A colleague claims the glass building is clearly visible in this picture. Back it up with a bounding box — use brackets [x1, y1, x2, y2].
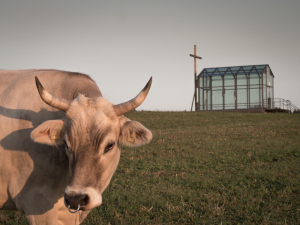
[196, 64, 274, 111]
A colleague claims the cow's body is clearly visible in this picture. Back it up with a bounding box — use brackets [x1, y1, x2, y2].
[0, 70, 152, 224]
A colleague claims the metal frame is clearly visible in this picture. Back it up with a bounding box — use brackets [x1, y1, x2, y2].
[196, 64, 275, 111]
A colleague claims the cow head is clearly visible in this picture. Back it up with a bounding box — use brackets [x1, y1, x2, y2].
[31, 77, 152, 212]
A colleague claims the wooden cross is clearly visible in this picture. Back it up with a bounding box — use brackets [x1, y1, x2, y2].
[190, 45, 202, 111]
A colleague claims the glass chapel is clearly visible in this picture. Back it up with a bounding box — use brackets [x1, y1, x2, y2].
[197, 64, 274, 111]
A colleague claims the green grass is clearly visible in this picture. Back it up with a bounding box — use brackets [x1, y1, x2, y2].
[1, 111, 300, 224]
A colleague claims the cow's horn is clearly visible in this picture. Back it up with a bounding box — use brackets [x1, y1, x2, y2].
[35, 76, 70, 112]
[113, 77, 152, 116]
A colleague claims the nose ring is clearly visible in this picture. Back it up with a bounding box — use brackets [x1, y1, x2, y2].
[68, 204, 80, 213]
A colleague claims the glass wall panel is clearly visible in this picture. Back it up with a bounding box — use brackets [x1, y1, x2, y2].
[268, 73, 272, 98]
[206, 68, 215, 72]
[230, 66, 240, 71]
[237, 75, 247, 86]
[206, 90, 211, 110]
[202, 77, 211, 110]
[270, 86, 274, 108]
[261, 72, 266, 108]
[212, 90, 223, 110]
[212, 76, 223, 88]
[224, 75, 235, 109]
[218, 67, 228, 72]
[225, 89, 235, 109]
[199, 77, 203, 88]
[212, 76, 223, 110]
[250, 88, 260, 108]
[224, 75, 235, 86]
[202, 77, 206, 110]
[249, 73, 260, 85]
[206, 76, 211, 88]
[237, 89, 247, 109]
[263, 72, 267, 87]
[270, 75, 273, 88]
[236, 75, 247, 109]
[199, 77, 203, 109]
[249, 73, 261, 108]
[270, 74, 274, 108]
[243, 66, 253, 70]
[199, 87, 203, 109]
[256, 65, 266, 70]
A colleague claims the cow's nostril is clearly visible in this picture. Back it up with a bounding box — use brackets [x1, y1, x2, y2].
[81, 194, 89, 205]
[83, 195, 89, 203]
[64, 193, 89, 209]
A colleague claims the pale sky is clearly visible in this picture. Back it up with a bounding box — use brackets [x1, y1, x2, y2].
[1, 0, 299, 111]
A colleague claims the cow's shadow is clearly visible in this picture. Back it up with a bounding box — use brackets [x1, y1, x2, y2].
[0, 106, 69, 215]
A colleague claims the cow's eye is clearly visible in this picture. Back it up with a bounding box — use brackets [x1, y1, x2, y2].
[104, 142, 115, 154]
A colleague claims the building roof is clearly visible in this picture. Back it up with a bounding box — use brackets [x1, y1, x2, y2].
[199, 64, 274, 78]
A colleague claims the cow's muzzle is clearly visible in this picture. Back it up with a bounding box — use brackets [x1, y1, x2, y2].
[64, 192, 89, 212]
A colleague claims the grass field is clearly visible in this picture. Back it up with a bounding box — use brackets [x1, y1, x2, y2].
[1, 111, 300, 224]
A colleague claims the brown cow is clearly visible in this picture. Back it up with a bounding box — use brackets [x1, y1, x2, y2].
[0, 70, 152, 224]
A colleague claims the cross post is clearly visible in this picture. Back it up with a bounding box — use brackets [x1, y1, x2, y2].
[190, 45, 202, 111]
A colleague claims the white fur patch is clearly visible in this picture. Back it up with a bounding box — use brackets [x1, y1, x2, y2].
[65, 187, 102, 210]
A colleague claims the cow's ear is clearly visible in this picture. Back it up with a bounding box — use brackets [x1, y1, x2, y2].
[119, 116, 152, 147]
[31, 120, 66, 146]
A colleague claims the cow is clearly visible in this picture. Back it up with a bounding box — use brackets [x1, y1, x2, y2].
[0, 70, 152, 224]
